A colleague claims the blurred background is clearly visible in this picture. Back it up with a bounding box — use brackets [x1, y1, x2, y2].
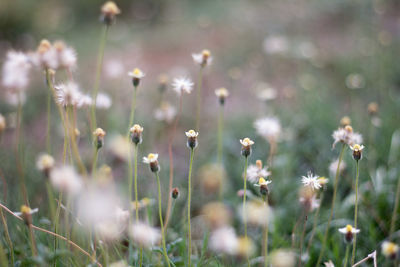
[1, 0, 400, 265]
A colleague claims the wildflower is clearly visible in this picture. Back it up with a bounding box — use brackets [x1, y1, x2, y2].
[36, 153, 55, 177]
[185, 129, 199, 149]
[129, 222, 160, 248]
[215, 88, 229, 105]
[105, 60, 124, 79]
[93, 128, 106, 149]
[246, 160, 271, 183]
[299, 187, 320, 211]
[209, 227, 238, 255]
[172, 77, 194, 95]
[332, 125, 363, 148]
[143, 153, 160, 173]
[257, 86, 277, 101]
[202, 202, 232, 229]
[254, 177, 272, 196]
[329, 158, 346, 176]
[242, 200, 272, 227]
[96, 92, 112, 109]
[350, 144, 364, 161]
[130, 124, 143, 145]
[32, 39, 58, 69]
[0, 114, 6, 133]
[318, 177, 329, 187]
[1, 51, 31, 91]
[324, 260, 335, 267]
[240, 137, 254, 157]
[199, 164, 226, 194]
[192, 49, 213, 67]
[15, 205, 38, 225]
[345, 73, 365, 89]
[236, 236, 255, 258]
[53, 41, 77, 70]
[171, 187, 179, 199]
[270, 249, 296, 267]
[109, 135, 130, 161]
[338, 225, 360, 243]
[128, 68, 145, 87]
[340, 116, 351, 127]
[368, 102, 379, 116]
[382, 241, 399, 260]
[54, 82, 83, 107]
[101, 1, 121, 25]
[154, 101, 176, 123]
[301, 172, 321, 190]
[254, 116, 281, 141]
[49, 166, 83, 195]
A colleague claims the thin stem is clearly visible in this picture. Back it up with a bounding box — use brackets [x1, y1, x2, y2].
[128, 87, 137, 132]
[165, 94, 183, 230]
[299, 210, 308, 267]
[66, 106, 87, 175]
[53, 192, 63, 267]
[263, 198, 269, 267]
[352, 251, 377, 267]
[28, 224, 37, 257]
[156, 172, 171, 267]
[92, 148, 99, 175]
[243, 156, 250, 267]
[187, 148, 195, 267]
[344, 244, 350, 267]
[0, 207, 14, 265]
[195, 67, 203, 131]
[127, 144, 134, 264]
[46, 69, 52, 154]
[390, 174, 400, 238]
[306, 192, 324, 255]
[134, 145, 139, 222]
[316, 144, 346, 266]
[217, 104, 224, 165]
[91, 24, 109, 132]
[351, 160, 360, 265]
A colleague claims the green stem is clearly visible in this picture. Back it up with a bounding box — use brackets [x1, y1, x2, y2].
[134, 145, 139, 222]
[128, 87, 137, 132]
[243, 156, 250, 267]
[66, 106, 86, 175]
[53, 192, 63, 267]
[46, 69, 52, 154]
[316, 144, 346, 266]
[187, 148, 195, 267]
[127, 144, 134, 264]
[0, 207, 14, 265]
[344, 244, 350, 267]
[195, 67, 203, 131]
[217, 104, 224, 165]
[91, 24, 109, 132]
[92, 148, 99, 175]
[299, 210, 308, 267]
[306, 192, 324, 254]
[389, 174, 400, 238]
[351, 160, 360, 265]
[263, 198, 269, 267]
[156, 172, 171, 267]
[28, 224, 37, 257]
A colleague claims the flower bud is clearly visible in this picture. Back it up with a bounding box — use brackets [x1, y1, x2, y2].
[171, 187, 180, 199]
[101, 1, 121, 25]
[240, 138, 254, 157]
[185, 130, 199, 150]
[93, 128, 106, 149]
[340, 116, 351, 127]
[215, 88, 229, 105]
[130, 124, 143, 145]
[368, 102, 379, 116]
[21, 205, 33, 225]
[128, 68, 145, 87]
[350, 144, 364, 161]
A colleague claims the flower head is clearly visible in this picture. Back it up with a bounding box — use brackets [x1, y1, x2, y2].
[54, 82, 83, 107]
[171, 187, 180, 199]
[215, 88, 229, 105]
[301, 172, 321, 190]
[15, 205, 38, 225]
[209, 227, 238, 255]
[340, 116, 351, 127]
[36, 153, 55, 177]
[350, 144, 364, 161]
[128, 68, 145, 87]
[338, 224, 360, 243]
[49, 166, 83, 195]
[130, 124, 143, 145]
[254, 177, 272, 196]
[246, 160, 271, 183]
[96, 93, 112, 109]
[129, 222, 160, 248]
[93, 128, 106, 149]
[172, 77, 194, 95]
[154, 101, 176, 123]
[254, 117, 281, 142]
[2, 51, 31, 91]
[324, 260, 335, 267]
[192, 49, 213, 67]
[382, 241, 399, 260]
[240, 138, 254, 157]
[54, 41, 77, 70]
[143, 153, 160, 172]
[332, 125, 363, 148]
[101, 1, 121, 25]
[185, 129, 199, 149]
[368, 102, 379, 116]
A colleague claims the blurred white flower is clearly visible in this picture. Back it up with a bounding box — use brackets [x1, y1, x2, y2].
[246, 160, 270, 183]
[54, 82, 83, 107]
[129, 222, 160, 248]
[263, 35, 289, 55]
[105, 60, 125, 79]
[128, 68, 145, 79]
[241, 200, 273, 227]
[96, 92, 112, 109]
[299, 194, 320, 211]
[209, 227, 238, 255]
[54, 41, 77, 70]
[2, 51, 31, 91]
[338, 225, 360, 235]
[172, 77, 194, 95]
[254, 116, 281, 141]
[109, 135, 130, 161]
[301, 172, 321, 190]
[332, 126, 363, 148]
[329, 158, 346, 176]
[192, 49, 213, 67]
[109, 261, 129, 267]
[346, 73, 365, 89]
[36, 153, 55, 173]
[324, 260, 335, 267]
[31, 40, 59, 69]
[143, 153, 158, 164]
[256, 83, 277, 101]
[154, 101, 176, 123]
[270, 249, 296, 267]
[382, 241, 399, 259]
[4, 90, 26, 106]
[49, 165, 83, 195]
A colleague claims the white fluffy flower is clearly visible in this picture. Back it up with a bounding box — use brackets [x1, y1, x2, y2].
[54, 82, 83, 107]
[263, 35, 289, 55]
[143, 153, 158, 164]
[49, 166, 83, 195]
[241, 200, 273, 227]
[209, 227, 238, 255]
[172, 77, 194, 95]
[36, 153, 55, 172]
[338, 225, 360, 235]
[1, 51, 31, 91]
[154, 101, 176, 123]
[246, 162, 271, 183]
[329, 158, 346, 176]
[254, 116, 281, 141]
[270, 249, 296, 267]
[129, 222, 160, 248]
[96, 92, 112, 109]
[301, 172, 321, 190]
[54, 41, 77, 70]
[332, 126, 363, 148]
[192, 49, 213, 67]
[105, 60, 124, 79]
[299, 194, 320, 211]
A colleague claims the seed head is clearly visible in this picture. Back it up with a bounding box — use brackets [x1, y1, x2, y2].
[101, 1, 121, 25]
[240, 137, 254, 157]
[130, 124, 143, 145]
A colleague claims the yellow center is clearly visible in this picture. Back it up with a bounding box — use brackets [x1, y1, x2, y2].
[344, 125, 353, 133]
[353, 144, 361, 151]
[258, 177, 266, 185]
[243, 138, 251, 145]
[132, 68, 141, 76]
[147, 153, 156, 160]
[386, 242, 397, 254]
[202, 50, 211, 58]
[20, 205, 31, 214]
[38, 39, 51, 53]
[346, 224, 353, 233]
[318, 177, 328, 185]
[188, 130, 196, 135]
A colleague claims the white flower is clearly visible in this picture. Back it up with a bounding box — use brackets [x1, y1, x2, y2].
[332, 126, 363, 148]
[109, 261, 129, 267]
[185, 130, 199, 138]
[382, 241, 399, 258]
[49, 165, 83, 195]
[154, 101, 176, 123]
[247, 163, 270, 183]
[324, 260, 335, 267]
[270, 249, 296, 267]
[350, 144, 364, 152]
[192, 49, 213, 67]
[241, 200, 273, 227]
[329, 158, 346, 176]
[129, 222, 160, 248]
[109, 135, 130, 161]
[172, 77, 194, 95]
[36, 153, 55, 172]
[54, 82, 83, 107]
[301, 172, 321, 190]
[349, 132, 363, 146]
[299, 194, 320, 211]
[263, 35, 289, 55]
[240, 138, 254, 147]
[1, 51, 31, 91]
[77, 94, 93, 108]
[209, 227, 238, 255]
[96, 92, 112, 109]
[254, 117, 281, 141]
[254, 177, 272, 187]
[54, 41, 77, 70]
[14, 206, 39, 217]
[257, 87, 277, 101]
[128, 68, 145, 79]
[143, 153, 158, 164]
[338, 225, 360, 235]
[105, 60, 124, 79]
[31, 40, 59, 69]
